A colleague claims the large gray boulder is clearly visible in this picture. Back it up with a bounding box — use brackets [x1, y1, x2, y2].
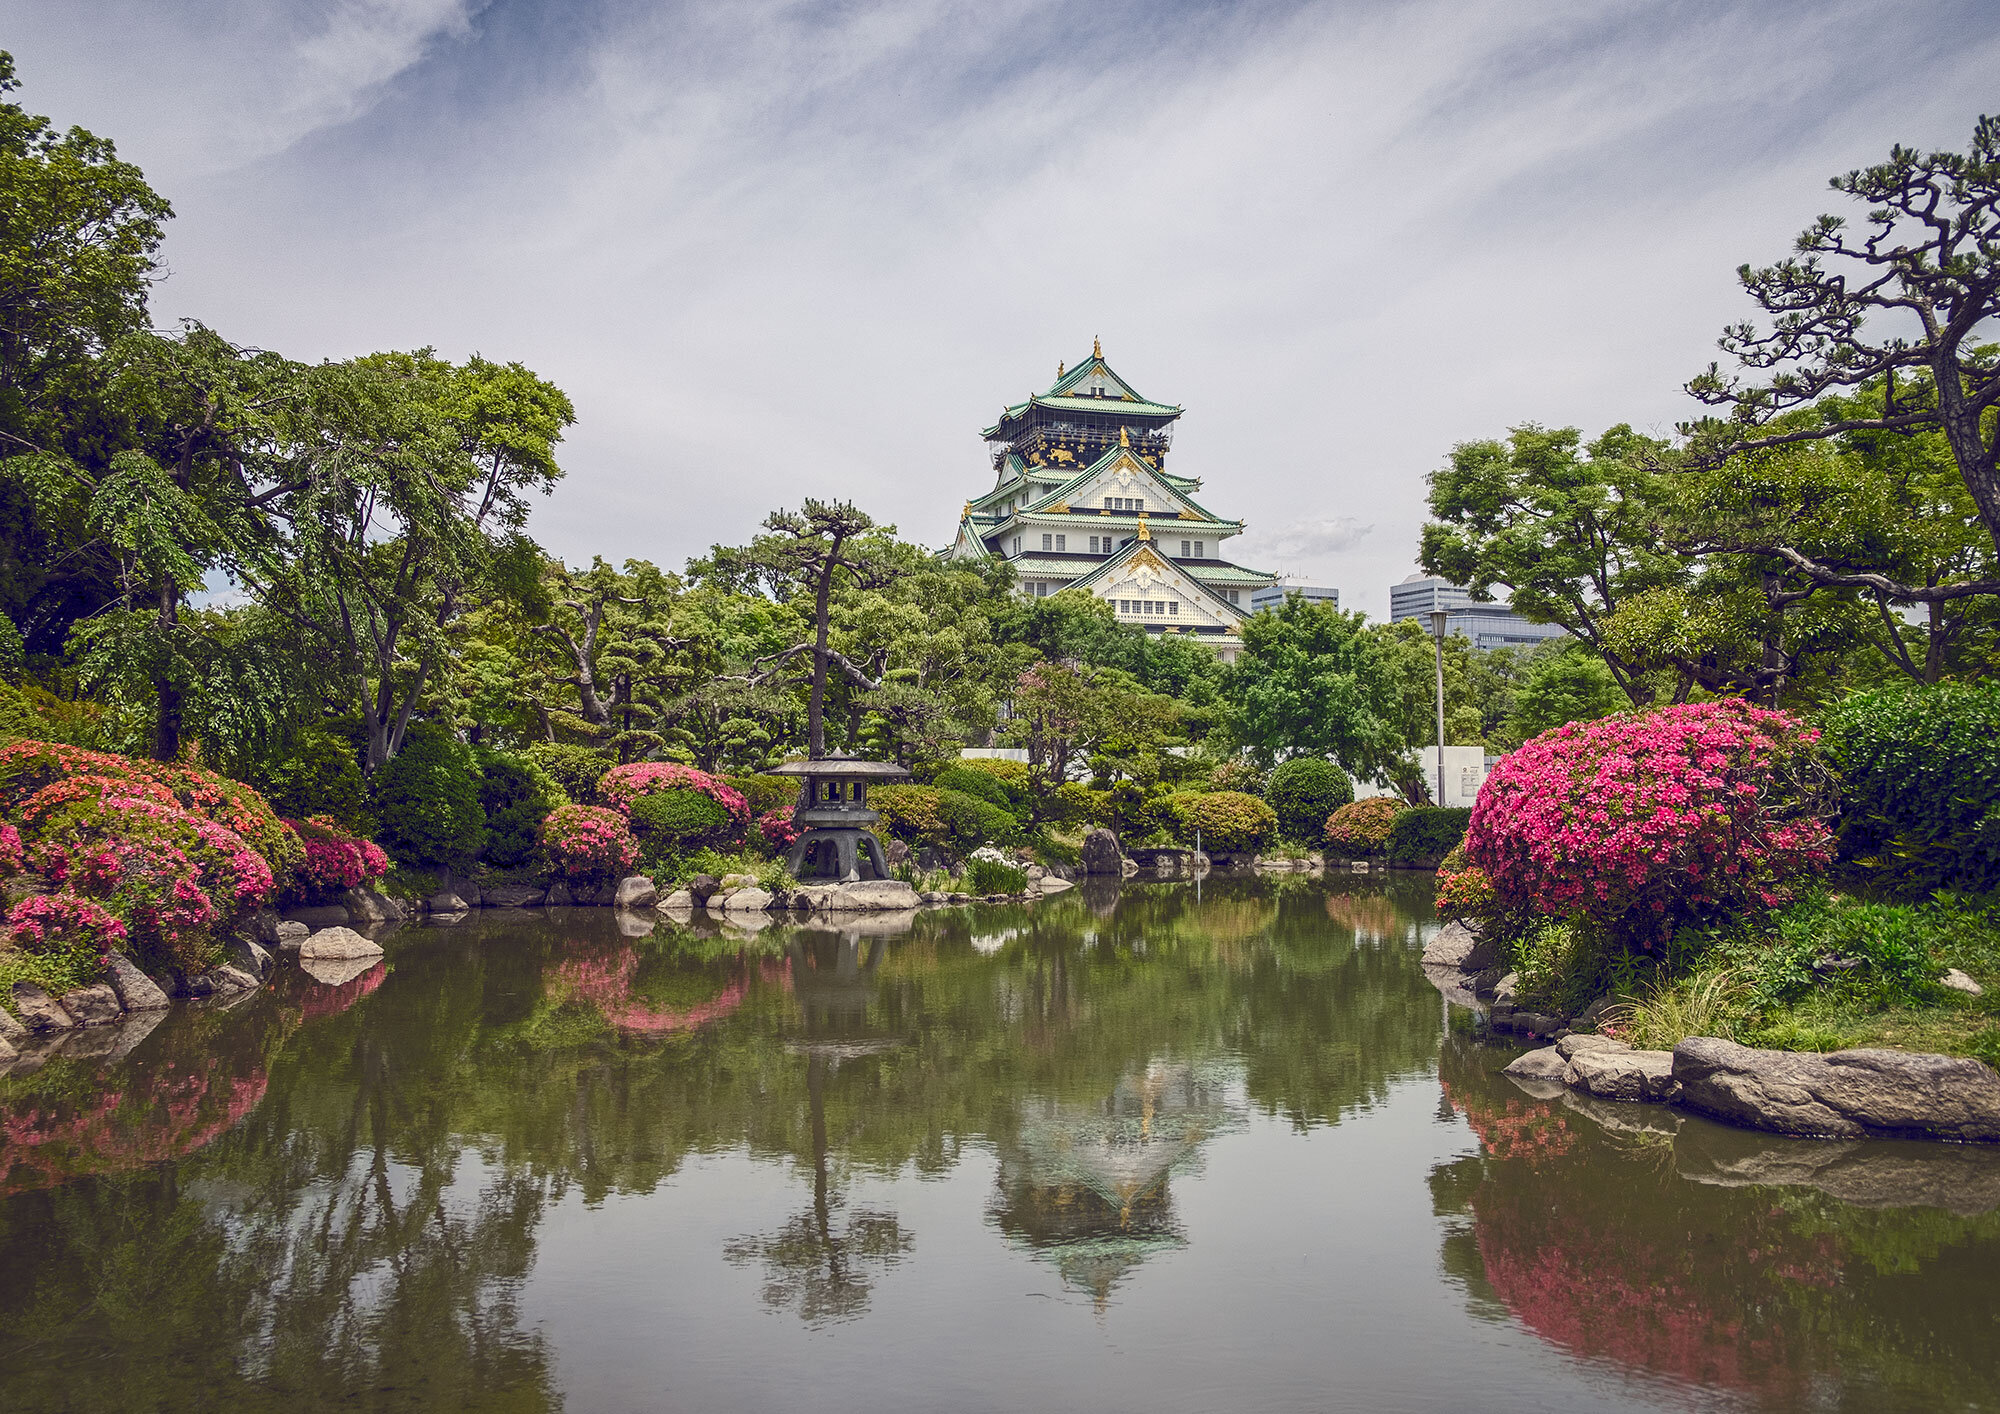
[9, 982, 75, 1032]
[1568, 1047, 1680, 1104]
[300, 954, 382, 988]
[201, 964, 259, 994]
[1503, 1047, 1570, 1082]
[792, 880, 920, 912]
[1421, 921, 1480, 970]
[105, 954, 170, 1011]
[614, 875, 659, 909]
[718, 887, 774, 914]
[1080, 827, 1123, 876]
[427, 892, 470, 914]
[1674, 1037, 2000, 1141]
[274, 920, 311, 951]
[343, 887, 404, 924]
[0, 998, 28, 1042]
[298, 926, 386, 962]
[656, 888, 695, 912]
[482, 882, 546, 908]
[59, 983, 123, 1027]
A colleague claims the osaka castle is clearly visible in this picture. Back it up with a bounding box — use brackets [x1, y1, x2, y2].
[945, 342, 1277, 662]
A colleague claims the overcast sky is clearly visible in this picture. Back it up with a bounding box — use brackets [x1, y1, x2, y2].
[6, 0, 1992, 616]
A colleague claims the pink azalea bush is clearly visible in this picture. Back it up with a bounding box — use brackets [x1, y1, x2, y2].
[0, 821, 24, 873]
[538, 804, 639, 881]
[282, 816, 391, 901]
[597, 762, 750, 840]
[1465, 701, 1833, 950]
[757, 805, 798, 851]
[0, 739, 298, 978]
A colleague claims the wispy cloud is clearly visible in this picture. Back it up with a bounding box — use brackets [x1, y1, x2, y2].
[5, 0, 1993, 620]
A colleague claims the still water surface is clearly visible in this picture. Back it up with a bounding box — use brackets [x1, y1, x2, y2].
[3, 878, 1998, 1412]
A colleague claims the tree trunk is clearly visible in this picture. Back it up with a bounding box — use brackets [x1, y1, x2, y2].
[806, 536, 842, 758]
[151, 576, 182, 761]
[1933, 349, 2000, 557]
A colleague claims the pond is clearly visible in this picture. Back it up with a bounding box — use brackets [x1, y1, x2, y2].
[2, 878, 1998, 1412]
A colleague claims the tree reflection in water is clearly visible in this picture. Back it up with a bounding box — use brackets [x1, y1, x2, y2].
[725, 927, 914, 1325]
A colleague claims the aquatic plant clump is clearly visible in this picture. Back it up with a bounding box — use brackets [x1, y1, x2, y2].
[1465, 700, 1833, 950]
[597, 762, 749, 840]
[538, 804, 640, 881]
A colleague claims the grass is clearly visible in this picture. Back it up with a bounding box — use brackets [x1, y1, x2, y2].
[1593, 892, 2000, 1065]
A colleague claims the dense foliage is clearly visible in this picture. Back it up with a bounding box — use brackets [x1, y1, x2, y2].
[1383, 806, 1471, 867]
[537, 804, 638, 882]
[370, 724, 485, 869]
[1162, 790, 1277, 853]
[1819, 680, 2000, 897]
[283, 816, 390, 903]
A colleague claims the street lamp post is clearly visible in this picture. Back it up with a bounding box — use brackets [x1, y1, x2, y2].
[1428, 608, 1449, 807]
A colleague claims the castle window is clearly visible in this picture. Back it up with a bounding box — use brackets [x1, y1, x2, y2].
[1055, 534, 1066, 551]
[1226, 588, 1239, 604]
[1042, 533, 1052, 552]
[1011, 536, 1021, 555]
[1179, 540, 1190, 557]
[1195, 541, 1205, 558]
[1036, 581, 1048, 597]
[1088, 536, 1099, 553]
[1168, 601, 1178, 616]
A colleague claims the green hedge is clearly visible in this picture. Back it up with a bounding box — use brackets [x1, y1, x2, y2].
[1821, 681, 2000, 897]
[522, 742, 612, 805]
[629, 786, 734, 859]
[947, 757, 1035, 815]
[474, 746, 565, 869]
[874, 784, 1019, 852]
[932, 766, 1013, 811]
[724, 772, 800, 817]
[374, 723, 485, 868]
[1266, 757, 1354, 842]
[1384, 806, 1471, 867]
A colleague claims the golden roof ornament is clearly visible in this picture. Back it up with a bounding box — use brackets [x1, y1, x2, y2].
[1119, 426, 1130, 447]
[1093, 335, 1102, 359]
[1057, 361, 1065, 377]
[1137, 513, 1150, 541]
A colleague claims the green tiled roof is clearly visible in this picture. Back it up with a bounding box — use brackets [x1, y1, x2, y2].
[1184, 560, 1278, 585]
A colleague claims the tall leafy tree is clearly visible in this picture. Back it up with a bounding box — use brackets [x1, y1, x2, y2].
[1225, 596, 1407, 781]
[1685, 114, 2000, 599]
[1420, 424, 1682, 706]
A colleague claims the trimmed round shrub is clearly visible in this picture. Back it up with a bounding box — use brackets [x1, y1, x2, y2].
[873, 785, 944, 846]
[937, 788, 1020, 849]
[1820, 680, 2000, 897]
[474, 747, 565, 870]
[1165, 791, 1278, 853]
[629, 787, 734, 856]
[523, 742, 613, 805]
[538, 804, 639, 882]
[1384, 806, 1472, 867]
[261, 730, 371, 833]
[1466, 700, 1833, 951]
[1047, 781, 1108, 827]
[725, 773, 801, 818]
[1324, 796, 1405, 857]
[598, 762, 749, 844]
[932, 766, 1013, 811]
[943, 758, 1034, 815]
[1267, 757, 1354, 842]
[283, 816, 390, 902]
[371, 724, 487, 869]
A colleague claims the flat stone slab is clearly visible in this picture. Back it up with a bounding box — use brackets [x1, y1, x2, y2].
[1568, 1047, 1680, 1104]
[1503, 1047, 1570, 1082]
[1674, 1037, 2000, 1141]
[790, 880, 921, 912]
[9, 982, 75, 1032]
[298, 926, 386, 962]
[1557, 1033, 1629, 1060]
[59, 983, 123, 1027]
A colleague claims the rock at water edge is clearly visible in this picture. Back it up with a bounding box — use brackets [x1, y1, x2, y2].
[274, 920, 311, 951]
[299, 926, 386, 962]
[1080, 827, 1123, 876]
[0, 999, 31, 1042]
[1503, 1048, 1571, 1082]
[59, 983, 123, 1026]
[615, 875, 659, 909]
[202, 964, 260, 994]
[343, 887, 404, 924]
[719, 887, 774, 914]
[1674, 1037, 2000, 1141]
[1556, 1033, 1629, 1061]
[483, 882, 546, 908]
[1566, 1048, 1680, 1103]
[428, 892, 469, 914]
[10, 983, 76, 1032]
[544, 881, 575, 906]
[657, 889, 694, 912]
[1421, 921, 1479, 971]
[300, 954, 382, 988]
[1039, 876, 1073, 894]
[228, 936, 274, 979]
[105, 954, 171, 1011]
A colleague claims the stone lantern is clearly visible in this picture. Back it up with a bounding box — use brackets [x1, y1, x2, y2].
[768, 754, 910, 882]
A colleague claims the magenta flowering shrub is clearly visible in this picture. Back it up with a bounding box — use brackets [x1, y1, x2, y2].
[538, 804, 640, 881]
[598, 762, 749, 840]
[0, 821, 23, 873]
[1466, 700, 1834, 949]
[5, 892, 129, 993]
[0, 740, 297, 977]
[757, 805, 798, 851]
[282, 816, 391, 901]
